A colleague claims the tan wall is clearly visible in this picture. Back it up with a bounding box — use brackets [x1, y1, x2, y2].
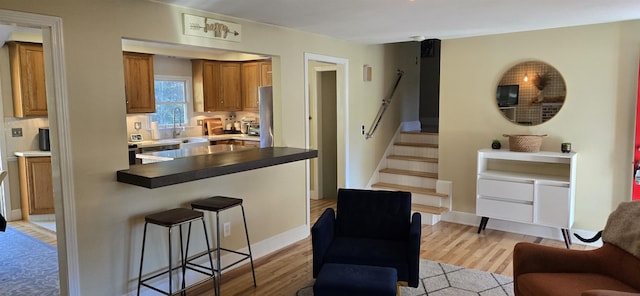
[439, 21, 640, 231]
[0, 0, 410, 294]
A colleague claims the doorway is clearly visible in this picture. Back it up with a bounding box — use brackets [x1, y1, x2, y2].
[304, 53, 349, 225]
[310, 66, 338, 199]
[0, 9, 79, 296]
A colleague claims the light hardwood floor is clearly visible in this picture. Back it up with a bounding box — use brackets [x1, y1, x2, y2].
[8, 220, 57, 247]
[10, 199, 593, 296]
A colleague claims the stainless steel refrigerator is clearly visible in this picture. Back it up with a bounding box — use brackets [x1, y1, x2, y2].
[258, 86, 273, 147]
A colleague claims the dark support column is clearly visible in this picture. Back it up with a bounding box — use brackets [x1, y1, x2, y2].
[419, 39, 441, 133]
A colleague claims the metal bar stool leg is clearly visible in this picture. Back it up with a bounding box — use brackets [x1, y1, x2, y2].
[240, 205, 256, 287]
[201, 218, 218, 296]
[180, 223, 189, 296]
[168, 226, 173, 295]
[216, 211, 222, 296]
[137, 222, 149, 296]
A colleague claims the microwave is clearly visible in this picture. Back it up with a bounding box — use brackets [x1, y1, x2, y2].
[247, 125, 259, 136]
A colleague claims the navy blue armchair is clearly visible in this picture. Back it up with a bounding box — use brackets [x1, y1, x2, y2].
[311, 188, 421, 287]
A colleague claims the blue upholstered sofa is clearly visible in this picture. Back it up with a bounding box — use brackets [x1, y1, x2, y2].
[311, 188, 421, 287]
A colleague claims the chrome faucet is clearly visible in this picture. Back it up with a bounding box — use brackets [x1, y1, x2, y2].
[173, 107, 182, 138]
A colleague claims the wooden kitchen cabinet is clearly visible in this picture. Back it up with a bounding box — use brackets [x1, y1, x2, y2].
[192, 59, 221, 112]
[220, 62, 242, 111]
[241, 62, 260, 111]
[242, 140, 260, 148]
[123, 52, 156, 113]
[8, 42, 48, 117]
[18, 156, 54, 217]
[242, 60, 272, 111]
[260, 61, 272, 86]
[192, 60, 242, 112]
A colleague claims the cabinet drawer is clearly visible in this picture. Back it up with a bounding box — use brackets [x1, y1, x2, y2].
[536, 185, 571, 228]
[477, 198, 533, 223]
[477, 178, 533, 202]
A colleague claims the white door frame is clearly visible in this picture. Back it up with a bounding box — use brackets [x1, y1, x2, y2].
[303, 53, 349, 227]
[0, 9, 80, 296]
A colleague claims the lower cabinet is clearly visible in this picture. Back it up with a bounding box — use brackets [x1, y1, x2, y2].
[242, 140, 260, 148]
[18, 156, 54, 217]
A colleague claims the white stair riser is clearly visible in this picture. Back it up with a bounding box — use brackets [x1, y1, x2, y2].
[379, 173, 437, 188]
[387, 159, 438, 173]
[412, 193, 448, 208]
[393, 146, 438, 158]
[400, 133, 438, 145]
[415, 212, 441, 225]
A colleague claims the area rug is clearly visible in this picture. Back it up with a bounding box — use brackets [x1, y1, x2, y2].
[0, 226, 60, 296]
[296, 260, 514, 296]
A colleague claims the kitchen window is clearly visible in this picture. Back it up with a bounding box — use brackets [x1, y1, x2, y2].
[150, 76, 192, 127]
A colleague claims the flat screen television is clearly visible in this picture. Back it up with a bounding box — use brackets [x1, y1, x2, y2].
[496, 84, 519, 107]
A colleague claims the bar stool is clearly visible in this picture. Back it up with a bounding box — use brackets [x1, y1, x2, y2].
[137, 208, 216, 296]
[191, 196, 256, 295]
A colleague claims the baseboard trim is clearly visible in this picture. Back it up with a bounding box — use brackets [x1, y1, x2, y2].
[9, 209, 22, 221]
[442, 211, 603, 248]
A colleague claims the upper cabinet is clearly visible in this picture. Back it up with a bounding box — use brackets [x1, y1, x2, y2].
[219, 62, 242, 111]
[241, 62, 260, 111]
[8, 42, 48, 117]
[192, 60, 242, 112]
[242, 60, 272, 111]
[260, 61, 272, 86]
[123, 52, 155, 114]
[192, 59, 220, 112]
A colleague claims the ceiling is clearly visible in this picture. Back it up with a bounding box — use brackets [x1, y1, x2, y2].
[153, 0, 640, 44]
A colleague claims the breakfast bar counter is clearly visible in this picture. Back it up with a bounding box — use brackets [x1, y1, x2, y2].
[117, 147, 317, 189]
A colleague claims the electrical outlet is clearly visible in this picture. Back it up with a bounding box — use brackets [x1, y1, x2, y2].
[223, 222, 231, 237]
[11, 128, 22, 137]
[361, 125, 365, 135]
[197, 120, 204, 126]
[134, 122, 142, 130]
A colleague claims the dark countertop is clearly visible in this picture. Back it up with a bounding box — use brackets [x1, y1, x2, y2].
[117, 147, 318, 189]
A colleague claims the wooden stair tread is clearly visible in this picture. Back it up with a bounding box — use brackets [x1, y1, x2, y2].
[395, 142, 438, 148]
[379, 168, 437, 179]
[372, 182, 448, 198]
[412, 204, 449, 215]
[387, 155, 438, 163]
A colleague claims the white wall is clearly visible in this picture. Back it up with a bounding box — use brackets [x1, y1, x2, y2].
[439, 21, 640, 231]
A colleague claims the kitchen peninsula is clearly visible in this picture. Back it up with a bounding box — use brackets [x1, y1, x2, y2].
[117, 147, 317, 189]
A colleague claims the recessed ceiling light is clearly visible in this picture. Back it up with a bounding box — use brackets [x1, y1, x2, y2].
[410, 36, 425, 42]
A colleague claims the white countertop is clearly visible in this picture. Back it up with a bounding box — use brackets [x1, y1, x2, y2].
[15, 151, 52, 157]
[136, 144, 256, 164]
[128, 135, 259, 148]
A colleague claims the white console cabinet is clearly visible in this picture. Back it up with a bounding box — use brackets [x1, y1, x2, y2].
[476, 149, 576, 247]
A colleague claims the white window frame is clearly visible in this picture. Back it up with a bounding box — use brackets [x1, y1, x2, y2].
[150, 75, 193, 128]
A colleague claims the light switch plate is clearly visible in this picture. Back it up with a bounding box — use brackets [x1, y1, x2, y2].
[11, 128, 22, 137]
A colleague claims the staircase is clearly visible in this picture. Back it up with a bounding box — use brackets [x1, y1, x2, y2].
[371, 131, 451, 225]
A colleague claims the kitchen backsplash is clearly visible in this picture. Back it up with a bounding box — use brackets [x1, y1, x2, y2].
[126, 111, 259, 141]
[4, 116, 49, 155]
